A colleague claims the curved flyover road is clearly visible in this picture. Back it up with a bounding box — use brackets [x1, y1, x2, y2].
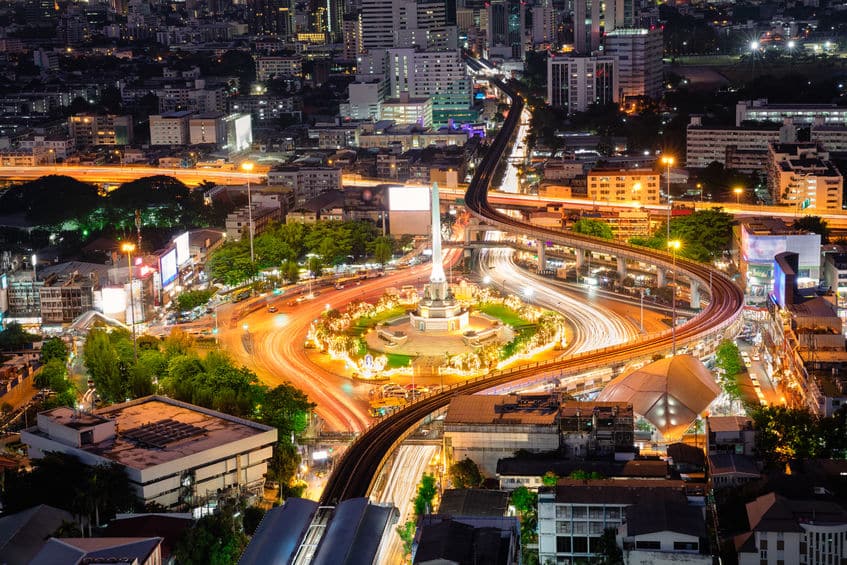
[320, 77, 745, 504]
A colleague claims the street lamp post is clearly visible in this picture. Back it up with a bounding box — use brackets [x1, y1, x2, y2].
[121, 242, 138, 361]
[667, 240, 681, 355]
[639, 288, 645, 333]
[734, 186, 743, 206]
[661, 156, 674, 241]
[241, 161, 255, 265]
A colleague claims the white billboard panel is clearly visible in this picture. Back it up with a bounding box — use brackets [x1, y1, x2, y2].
[389, 186, 430, 212]
[175, 232, 191, 266]
[101, 287, 127, 316]
[160, 248, 178, 287]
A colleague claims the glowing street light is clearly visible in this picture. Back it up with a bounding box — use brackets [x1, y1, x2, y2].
[241, 161, 255, 265]
[661, 156, 674, 240]
[482, 275, 492, 284]
[667, 239, 681, 356]
[734, 186, 744, 205]
[750, 40, 760, 51]
[121, 242, 138, 361]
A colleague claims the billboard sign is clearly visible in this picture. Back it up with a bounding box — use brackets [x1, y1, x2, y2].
[388, 186, 430, 211]
[174, 232, 190, 266]
[159, 248, 178, 288]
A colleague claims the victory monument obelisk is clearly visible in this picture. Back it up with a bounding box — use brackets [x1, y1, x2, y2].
[409, 183, 469, 332]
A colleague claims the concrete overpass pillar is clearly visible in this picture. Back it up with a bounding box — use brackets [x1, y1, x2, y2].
[690, 280, 701, 309]
[538, 244, 547, 272]
[575, 248, 585, 269]
[657, 267, 666, 287]
[616, 257, 627, 281]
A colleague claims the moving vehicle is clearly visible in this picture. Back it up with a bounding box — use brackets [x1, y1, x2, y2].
[267, 305, 278, 313]
[369, 397, 407, 417]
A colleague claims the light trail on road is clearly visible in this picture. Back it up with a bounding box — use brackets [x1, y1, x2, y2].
[479, 248, 638, 353]
[373, 444, 438, 565]
[216, 249, 464, 433]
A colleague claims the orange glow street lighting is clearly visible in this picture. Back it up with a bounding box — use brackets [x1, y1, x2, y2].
[241, 161, 255, 264]
[121, 241, 138, 360]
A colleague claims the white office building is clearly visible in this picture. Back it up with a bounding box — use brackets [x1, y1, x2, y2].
[685, 116, 789, 168]
[360, 0, 399, 50]
[149, 111, 193, 146]
[767, 142, 843, 212]
[737, 99, 847, 127]
[21, 396, 277, 509]
[547, 54, 618, 114]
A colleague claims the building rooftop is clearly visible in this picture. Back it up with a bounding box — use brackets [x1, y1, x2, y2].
[789, 296, 838, 318]
[438, 489, 510, 517]
[624, 498, 706, 538]
[708, 453, 760, 477]
[31, 396, 276, 470]
[551, 478, 688, 505]
[445, 394, 559, 426]
[747, 492, 847, 533]
[707, 416, 753, 433]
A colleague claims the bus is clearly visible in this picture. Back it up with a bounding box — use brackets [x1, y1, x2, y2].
[369, 397, 406, 417]
[232, 288, 252, 303]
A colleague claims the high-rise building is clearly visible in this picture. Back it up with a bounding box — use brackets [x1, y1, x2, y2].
[360, 0, 399, 50]
[342, 14, 362, 57]
[248, 0, 295, 38]
[547, 54, 618, 114]
[603, 27, 663, 99]
[486, 0, 524, 59]
[573, 0, 636, 54]
[399, 49, 475, 125]
[532, 0, 556, 46]
[69, 114, 134, 149]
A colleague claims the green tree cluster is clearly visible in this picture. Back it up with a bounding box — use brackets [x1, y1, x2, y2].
[629, 209, 734, 262]
[511, 486, 539, 565]
[571, 218, 614, 239]
[0, 175, 219, 233]
[568, 469, 605, 480]
[751, 405, 847, 463]
[173, 500, 248, 565]
[175, 289, 215, 312]
[396, 473, 439, 558]
[207, 220, 391, 285]
[448, 457, 484, 489]
[714, 339, 743, 402]
[2, 452, 139, 534]
[0, 322, 39, 350]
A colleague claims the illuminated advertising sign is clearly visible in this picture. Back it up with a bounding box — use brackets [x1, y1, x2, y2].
[159, 248, 178, 288]
[101, 287, 127, 316]
[388, 186, 430, 211]
[174, 232, 190, 266]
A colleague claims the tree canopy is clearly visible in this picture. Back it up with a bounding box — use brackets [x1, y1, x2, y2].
[630, 208, 734, 262]
[572, 218, 614, 239]
[793, 216, 830, 244]
[207, 220, 388, 285]
[2, 452, 139, 534]
[448, 457, 484, 489]
[0, 322, 39, 350]
[0, 175, 101, 227]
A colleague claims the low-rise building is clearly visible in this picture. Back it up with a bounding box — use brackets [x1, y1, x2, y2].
[736, 492, 847, 565]
[685, 116, 786, 168]
[706, 416, 755, 456]
[586, 169, 660, 205]
[443, 394, 560, 477]
[737, 99, 847, 126]
[255, 56, 303, 81]
[68, 113, 134, 148]
[707, 453, 760, 490]
[559, 401, 634, 458]
[267, 166, 342, 206]
[735, 217, 821, 304]
[149, 111, 193, 146]
[538, 478, 697, 563]
[617, 499, 710, 564]
[21, 396, 278, 509]
[767, 142, 843, 212]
